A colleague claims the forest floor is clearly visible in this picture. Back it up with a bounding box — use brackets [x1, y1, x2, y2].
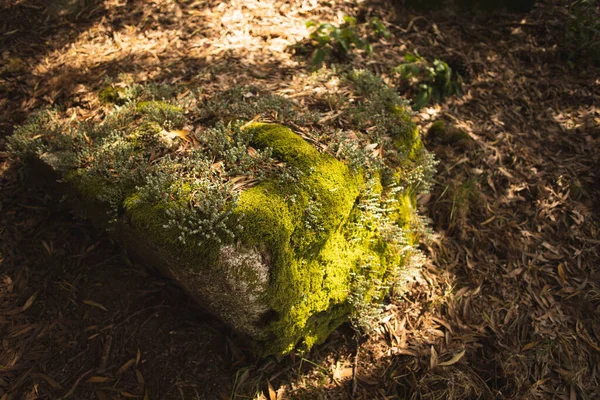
[1, 0, 599, 399]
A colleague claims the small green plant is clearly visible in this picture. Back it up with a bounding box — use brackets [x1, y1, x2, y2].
[394, 51, 462, 110]
[305, 16, 373, 67]
[566, 0, 600, 65]
[370, 17, 391, 39]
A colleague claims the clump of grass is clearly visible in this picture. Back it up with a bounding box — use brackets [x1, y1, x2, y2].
[8, 86, 283, 245]
[370, 17, 391, 39]
[342, 70, 438, 192]
[196, 86, 319, 126]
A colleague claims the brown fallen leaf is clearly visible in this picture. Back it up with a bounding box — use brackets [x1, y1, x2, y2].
[136, 369, 144, 385]
[522, 341, 540, 351]
[83, 300, 108, 312]
[267, 380, 277, 400]
[557, 263, 566, 285]
[240, 115, 261, 130]
[247, 146, 258, 158]
[481, 215, 496, 225]
[8, 325, 35, 338]
[33, 372, 61, 388]
[86, 376, 111, 383]
[117, 359, 136, 375]
[136, 348, 141, 367]
[333, 366, 354, 382]
[438, 350, 466, 366]
[21, 291, 38, 312]
[165, 129, 191, 141]
[41, 240, 53, 255]
[121, 391, 142, 398]
[430, 346, 438, 368]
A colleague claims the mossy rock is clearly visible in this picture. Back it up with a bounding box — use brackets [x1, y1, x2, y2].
[12, 87, 428, 356]
[123, 123, 417, 354]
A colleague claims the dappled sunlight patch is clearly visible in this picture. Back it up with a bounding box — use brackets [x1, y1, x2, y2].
[551, 105, 600, 132]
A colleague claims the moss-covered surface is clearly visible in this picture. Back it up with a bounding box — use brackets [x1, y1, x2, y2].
[237, 123, 366, 353]
[98, 85, 125, 105]
[7, 71, 436, 355]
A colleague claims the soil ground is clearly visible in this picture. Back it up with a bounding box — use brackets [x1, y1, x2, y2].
[0, 0, 599, 399]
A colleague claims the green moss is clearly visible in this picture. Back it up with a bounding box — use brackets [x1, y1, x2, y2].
[232, 123, 364, 353]
[127, 121, 163, 149]
[136, 100, 183, 114]
[450, 177, 481, 223]
[0, 57, 27, 76]
[124, 193, 173, 243]
[98, 85, 126, 105]
[135, 100, 186, 130]
[232, 123, 415, 354]
[428, 120, 446, 138]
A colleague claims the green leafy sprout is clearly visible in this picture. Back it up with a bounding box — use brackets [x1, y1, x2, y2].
[370, 17, 391, 39]
[394, 51, 462, 110]
[305, 16, 374, 68]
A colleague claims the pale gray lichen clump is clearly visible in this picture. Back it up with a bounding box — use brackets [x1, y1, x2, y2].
[8, 71, 437, 355]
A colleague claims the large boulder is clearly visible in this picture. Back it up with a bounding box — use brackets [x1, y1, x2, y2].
[9, 76, 433, 355]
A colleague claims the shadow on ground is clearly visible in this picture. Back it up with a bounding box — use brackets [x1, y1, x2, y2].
[0, 160, 242, 398]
